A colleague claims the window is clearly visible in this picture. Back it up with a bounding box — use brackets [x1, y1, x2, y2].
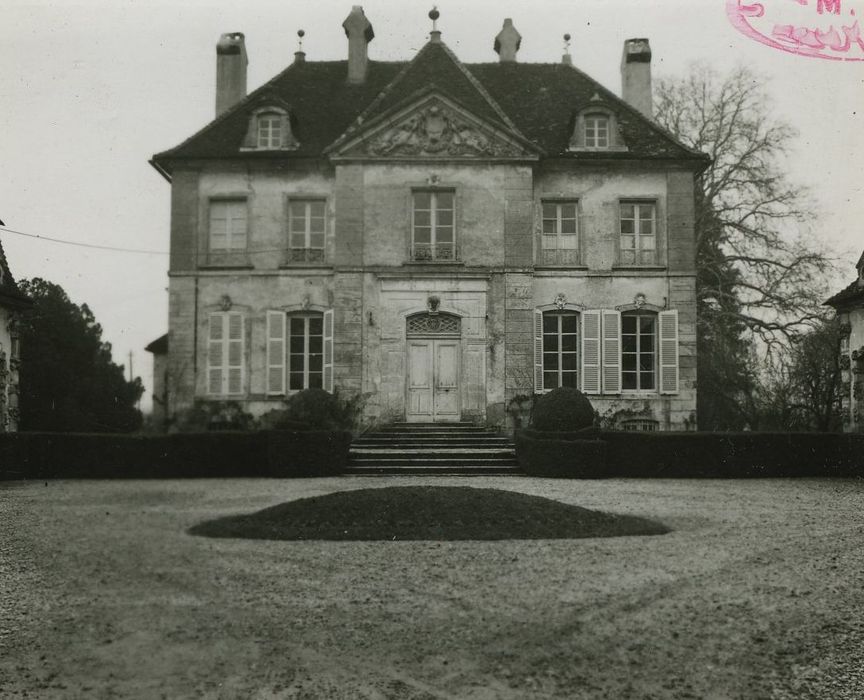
[619, 202, 656, 265]
[209, 200, 247, 252]
[257, 113, 283, 149]
[541, 202, 579, 265]
[208, 312, 244, 395]
[584, 114, 609, 148]
[541, 312, 579, 390]
[622, 419, 659, 432]
[622, 312, 656, 391]
[287, 199, 326, 263]
[412, 190, 455, 261]
[288, 315, 324, 391]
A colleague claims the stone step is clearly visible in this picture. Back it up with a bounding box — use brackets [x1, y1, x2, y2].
[353, 438, 513, 447]
[351, 447, 515, 456]
[349, 455, 518, 465]
[345, 466, 522, 476]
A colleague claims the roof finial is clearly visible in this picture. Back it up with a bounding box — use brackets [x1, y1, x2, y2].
[562, 33, 573, 66]
[295, 29, 306, 64]
[429, 6, 442, 42]
[297, 29, 305, 51]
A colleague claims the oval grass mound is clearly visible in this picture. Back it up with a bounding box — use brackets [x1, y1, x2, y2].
[188, 486, 670, 541]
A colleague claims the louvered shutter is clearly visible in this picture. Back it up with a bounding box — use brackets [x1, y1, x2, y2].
[534, 309, 544, 392]
[659, 309, 679, 394]
[602, 309, 621, 394]
[323, 309, 334, 393]
[207, 313, 224, 394]
[226, 313, 244, 394]
[266, 311, 286, 395]
[581, 310, 601, 395]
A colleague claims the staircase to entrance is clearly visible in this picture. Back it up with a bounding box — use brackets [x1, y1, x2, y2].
[347, 422, 521, 476]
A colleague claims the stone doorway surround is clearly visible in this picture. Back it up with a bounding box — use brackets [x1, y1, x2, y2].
[374, 277, 489, 424]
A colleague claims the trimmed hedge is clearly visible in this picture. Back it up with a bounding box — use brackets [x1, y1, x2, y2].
[517, 429, 864, 478]
[532, 388, 596, 432]
[0, 430, 352, 480]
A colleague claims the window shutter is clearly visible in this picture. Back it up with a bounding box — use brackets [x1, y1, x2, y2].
[659, 309, 679, 394]
[581, 310, 601, 395]
[534, 309, 544, 392]
[323, 309, 334, 393]
[266, 311, 286, 395]
[207, 313, 224, 395]
[602, 309, 621, 394]
[227, 313, 244, 394]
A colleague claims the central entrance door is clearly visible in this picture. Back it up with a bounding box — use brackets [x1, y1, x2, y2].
[405, 312, 461, 423]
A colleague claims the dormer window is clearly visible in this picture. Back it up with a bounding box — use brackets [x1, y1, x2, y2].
[257, 113, 283, 149]
[569, 104, 626, 152]
[584, 114, 609, 149]
[241, 106, 299, 151]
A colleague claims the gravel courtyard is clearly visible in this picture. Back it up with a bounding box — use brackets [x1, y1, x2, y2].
[2, 477, 863, 699]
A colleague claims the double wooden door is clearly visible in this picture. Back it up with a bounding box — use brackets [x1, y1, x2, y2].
[406, 339, 460, 422]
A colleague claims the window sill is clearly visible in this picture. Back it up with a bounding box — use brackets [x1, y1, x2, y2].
[278, 263, 333, 270]
[198, 264, 255, 271]
[535, 265, 589, 271]
[404, 260, 465, 267]
[611, 264, 666, 271]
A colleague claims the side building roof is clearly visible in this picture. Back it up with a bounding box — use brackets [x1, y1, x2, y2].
[0, 236, 32, 309]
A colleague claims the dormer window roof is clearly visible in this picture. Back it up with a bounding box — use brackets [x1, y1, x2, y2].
[241, 105, 299, 151]
[568, 102, 627, 153]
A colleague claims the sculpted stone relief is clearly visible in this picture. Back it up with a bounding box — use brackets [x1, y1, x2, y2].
[363, 103, 523, 158]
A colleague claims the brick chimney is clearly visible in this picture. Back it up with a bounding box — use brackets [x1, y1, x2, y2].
[343, 6, 374, 84]
[494, 18, 521, 62]
[215, 32, 247, 117]
[621, 38, 652, 118]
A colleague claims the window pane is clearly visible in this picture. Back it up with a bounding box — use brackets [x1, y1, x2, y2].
[639, 355, 654, 371]
[560, 218, 577, 234]
[310, 201, 325, 217]
[542, 203, 557, 219]
[437, 210, 453, 227]
[639, 316, 655, 333]
[289, 353, 304, 372]
[308, 373, 323, 389]
[543, 371, 558, 389]
[543, 334, 558, 351]
[622, 372, 637, 390]
[308, 354, 323, 372]
[414, 211, 431, 227]
[435, 192, 454, 209]
[542, 220, 557, 234]
[309, 317, 323, 335]
[620, 235, 635, 250]
[413, 192, 431, 209]
[310, 233, 325, 249]
[435, 226, 453, 242]
[641, 371, 655, 390]
[290, 202, 306, 219]
[561, 314, 579, 333]
[622, 316, 637, 334]
[290, 318, 304, 334]
[290, 336, 304, 354]
[562, 353, 578, 370]
[414, 226, 431, 244]
[289, 373, 304, 390]
[543, 315, 558, 333]
[561, 204, 577, 219]
[308, 336, 322, 354]
[620, 203, 635, 219]
[562, 372, 578, 388]
[543, 353, 559, 370]
[620, 218, 635, 234]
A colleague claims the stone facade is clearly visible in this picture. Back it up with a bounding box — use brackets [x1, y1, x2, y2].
[152, 9, 705, 431]
[826, 251, 864, 432]
[0, 239, 30, 432]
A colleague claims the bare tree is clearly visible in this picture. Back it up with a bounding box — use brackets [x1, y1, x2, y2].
[655, 64, 834, 347]
[654, 64, 836, 429]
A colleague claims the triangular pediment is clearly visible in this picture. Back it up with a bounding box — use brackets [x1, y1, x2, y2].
[329, 92, 539, 161]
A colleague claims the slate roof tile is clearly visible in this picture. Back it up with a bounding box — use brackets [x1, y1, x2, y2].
[153, 40, 706, 170]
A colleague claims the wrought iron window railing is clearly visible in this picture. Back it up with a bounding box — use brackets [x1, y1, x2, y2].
[284, 248, 326, 264]
[411, 243, 457, 262]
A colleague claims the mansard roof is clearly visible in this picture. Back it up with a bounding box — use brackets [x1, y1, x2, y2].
[152, 37, 707, 174]
[0, 237, 32, 309]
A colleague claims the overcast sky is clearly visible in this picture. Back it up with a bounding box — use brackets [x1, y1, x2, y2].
[2, 0, 862, 412]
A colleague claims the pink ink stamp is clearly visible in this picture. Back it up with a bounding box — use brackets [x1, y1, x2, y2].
[727, 0, 864, 60]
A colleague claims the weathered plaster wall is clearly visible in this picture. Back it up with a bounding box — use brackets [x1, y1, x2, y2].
[841, 306, 864, 431]
[535, 169, 668, 270]
[0, 308, 17, 431]
[362, 163, 530, 266]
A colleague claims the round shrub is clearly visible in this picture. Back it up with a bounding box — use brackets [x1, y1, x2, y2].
[283, 388, 352, 431]
[531, 387, 596, 432]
